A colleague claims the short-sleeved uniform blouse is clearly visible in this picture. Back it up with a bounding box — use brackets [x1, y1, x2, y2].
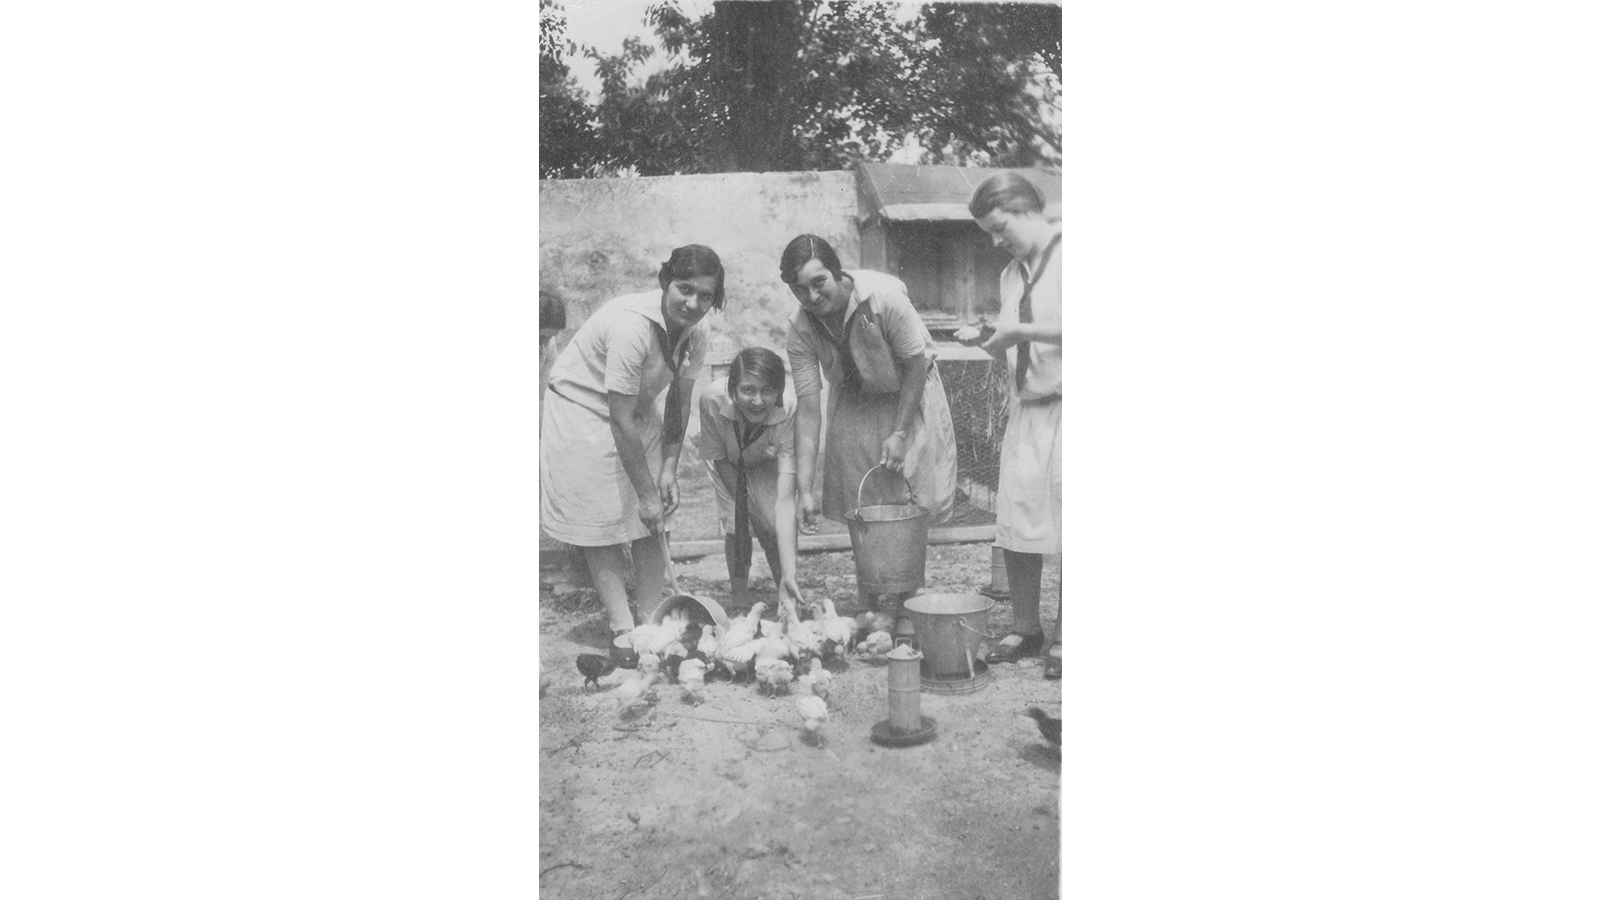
[696, 391, 796, 534]
[783, 269, 959, 524]
[540, 290, 708, 546]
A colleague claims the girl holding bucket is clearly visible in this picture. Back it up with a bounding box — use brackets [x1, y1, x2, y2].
[540, 245, 724, 668]
[779, 235, 959, 606]
[695, 347, 802, 618]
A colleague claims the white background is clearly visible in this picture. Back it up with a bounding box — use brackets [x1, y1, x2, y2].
[4, 1, 1598, 897]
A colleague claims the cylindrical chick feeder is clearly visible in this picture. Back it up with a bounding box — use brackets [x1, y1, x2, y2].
[871, 644, 937, 747]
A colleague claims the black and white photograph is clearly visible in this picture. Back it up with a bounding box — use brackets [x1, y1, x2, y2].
[537, 2, 1066, 897]
[9, 1, 1599, 897]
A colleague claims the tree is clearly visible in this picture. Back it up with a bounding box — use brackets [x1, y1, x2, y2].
[539, 0, 599, 178]
[542, 0, 1062, 177]
[911, 3, 1062, 167]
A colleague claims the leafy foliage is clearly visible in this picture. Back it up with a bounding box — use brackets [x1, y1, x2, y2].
[540, 0, 1061, 177]
[539, 0, 599, 178]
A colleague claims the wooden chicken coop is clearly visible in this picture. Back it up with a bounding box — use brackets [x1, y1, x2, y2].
[853, 162, 1062, 339]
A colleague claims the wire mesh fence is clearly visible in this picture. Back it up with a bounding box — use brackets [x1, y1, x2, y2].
[935, 351, 1010, 526]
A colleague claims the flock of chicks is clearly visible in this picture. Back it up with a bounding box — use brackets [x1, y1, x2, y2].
[574, 597, 902, 746]
[554, 596, 1065, 750]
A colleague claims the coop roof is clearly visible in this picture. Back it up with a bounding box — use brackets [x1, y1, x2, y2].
[855, 163, 1062, 227]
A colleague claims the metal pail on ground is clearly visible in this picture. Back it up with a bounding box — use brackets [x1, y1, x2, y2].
[902, 593, 994, 678]
[846, 465, 930, 595]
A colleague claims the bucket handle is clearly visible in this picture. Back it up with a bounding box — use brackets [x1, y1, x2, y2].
[854, 463, 917, 516]
[955, 616, 994, 642]
[953, 611, 992, 675]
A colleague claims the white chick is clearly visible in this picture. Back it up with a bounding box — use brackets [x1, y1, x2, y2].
[677, 658, 707, 706]
[749, 616, 791, 663]
[637, 650, 661, 680]
[854, 610, 895, 644]
[613, 672, 660, 718]
[856, 630, 894, 663]
[815, 597, 855, 657]
[648, 609, 690, 656]
[754, 657, 794, 695]
[795, 693, 829, 746]
[695, 624, 720, 660]
[797, 656, 832, 702]
[785, 612, 823, 659]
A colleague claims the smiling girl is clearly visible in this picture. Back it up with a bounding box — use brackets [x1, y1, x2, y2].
[696, 347, 802, 616]
[541, 245, 725, 666]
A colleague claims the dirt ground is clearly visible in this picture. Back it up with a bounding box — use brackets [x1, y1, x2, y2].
[538, 541, 1062, 900]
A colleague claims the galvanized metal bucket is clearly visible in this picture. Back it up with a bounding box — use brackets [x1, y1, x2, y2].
[846, 464, 929, 595]
[902, 592, 995, 678]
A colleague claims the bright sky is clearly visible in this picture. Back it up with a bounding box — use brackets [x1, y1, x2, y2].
[558, 0, 715, 100]
[556, 0, 1049, 100]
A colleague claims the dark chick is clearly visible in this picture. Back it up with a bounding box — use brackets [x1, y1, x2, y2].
[682, 622, 705, 660]
[1024, 707, 1061, 746]
[662, 653, 686, 684]
[576, 653, 616, 690]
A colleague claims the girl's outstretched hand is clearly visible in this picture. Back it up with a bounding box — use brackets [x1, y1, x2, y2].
[780, 573, 803, 615]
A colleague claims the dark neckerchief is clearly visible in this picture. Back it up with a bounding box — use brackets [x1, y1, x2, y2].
[730, 416, 770, 577]
[804, 302, 865, 395]
[1014, 232, 1062, 392]
[650, 321, 690, 444]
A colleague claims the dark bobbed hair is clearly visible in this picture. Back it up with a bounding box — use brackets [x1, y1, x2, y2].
[726, 347, 787, 406]
[657, 244, 727, 310]
[779, 234, 845, 285]
[968, 171, 1045, 218]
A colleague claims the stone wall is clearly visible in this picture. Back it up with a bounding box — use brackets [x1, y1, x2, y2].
[538, 170, 860, 357]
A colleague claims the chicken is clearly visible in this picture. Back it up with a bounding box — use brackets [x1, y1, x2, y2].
[613, 672, 661, 718]
[677, 658, 707, 705]
[795, 693, 829, 746]
[716, 638, 760, 681]
[575, 653, 616, 690]
[814, 597, 855, 659]
[855, 630, 894, 663]
[716, 603, 769, 678]
[752, 617, 793, 663]
[722, 602, 766, 650]
[637, 650, 661, 680]
[853, 610, 895, 648]
[695, 623, 720, 660]
[1024, 707, 1061, 745]
[649, 609, 691, 655]
[784, 610, 824, 660]
[754, 657, 795, 696]
[796, 656, 832, 702]
[621, 608, 691, 657]
[661, 652, 686, 684]
[680, 622, 704, 658]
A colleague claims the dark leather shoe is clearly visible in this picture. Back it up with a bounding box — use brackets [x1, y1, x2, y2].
[1043, 644, 1062, 680]
[610, 632, 639, 669]
[985, 632, 1044, 664]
